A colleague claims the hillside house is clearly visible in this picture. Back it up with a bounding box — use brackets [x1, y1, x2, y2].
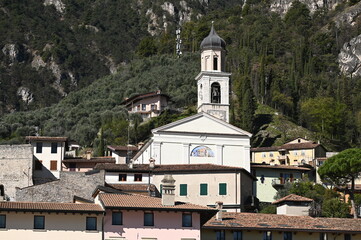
[251, 138, 326, 166]
[121, 90, 170, 119]
[107, 145, 138, 164]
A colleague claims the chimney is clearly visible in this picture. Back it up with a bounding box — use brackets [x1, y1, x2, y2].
[149, 158, 155, 169]
[161, 174, 176, 206]
[216, 201, 223, 221]
[128, 159, 133, 169]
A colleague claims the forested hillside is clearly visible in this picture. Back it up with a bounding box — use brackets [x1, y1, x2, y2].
[1, 0, 361, 150]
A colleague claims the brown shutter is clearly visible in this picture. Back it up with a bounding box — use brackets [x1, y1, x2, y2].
[50, 160, 57, 170]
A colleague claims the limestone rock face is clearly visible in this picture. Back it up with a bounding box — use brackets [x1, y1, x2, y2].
[2, 43, 19, 63]
[270, 0, 344, 16]
[334, 1, 361, 27]
[17, 87, 34, 104]
[43, 0, 65, 13]
[339, 34, 361, 77]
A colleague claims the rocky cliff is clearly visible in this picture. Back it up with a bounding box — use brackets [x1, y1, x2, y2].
[270, 0, 344, 15]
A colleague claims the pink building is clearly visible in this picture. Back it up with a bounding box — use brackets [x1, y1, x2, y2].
[97, 184, 217, 240]
[121, 90, 170, 119]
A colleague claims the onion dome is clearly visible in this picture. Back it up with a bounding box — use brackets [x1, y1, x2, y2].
[200, 24, 226, 50]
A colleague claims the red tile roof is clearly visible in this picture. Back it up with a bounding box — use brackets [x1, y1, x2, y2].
[63, 157, 115, 163]
[99, 193, 216, 211]
[251, 142, 322, 152]
[204, 212, 361, 233]
[121, 91, 170, 106]
[0, 201, 103, 213]
[95, 163, 256, 179]
[107, 145, 139, 151]
[25, 136, 68, 142]
[272, 194, 313, 205]
[107, 184, 156, 193]
[251, 164, 311, 171]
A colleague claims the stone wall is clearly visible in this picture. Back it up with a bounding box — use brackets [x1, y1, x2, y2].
[16, 170, 105, 202]
[0, 144, 33, 200]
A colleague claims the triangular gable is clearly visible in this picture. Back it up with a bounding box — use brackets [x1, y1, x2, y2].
[152, 112, 252, 137]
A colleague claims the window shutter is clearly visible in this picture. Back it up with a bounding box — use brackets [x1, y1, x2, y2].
[200, 184, 208, 195]
[180, 184, 187, 196]
[219, 183, 227, 195]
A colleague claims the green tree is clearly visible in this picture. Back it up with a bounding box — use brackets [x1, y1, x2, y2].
[318, 148, 361, 218]
[322, 198, 349, 218]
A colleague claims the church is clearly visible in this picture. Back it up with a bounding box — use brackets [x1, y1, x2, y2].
[133, 25, 252, 172]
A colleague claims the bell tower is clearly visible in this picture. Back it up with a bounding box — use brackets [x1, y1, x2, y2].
[195, 23, 231, 122]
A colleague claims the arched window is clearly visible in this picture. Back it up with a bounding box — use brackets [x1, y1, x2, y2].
[190, 146, 214, 157]
[211, 82, 221, 103]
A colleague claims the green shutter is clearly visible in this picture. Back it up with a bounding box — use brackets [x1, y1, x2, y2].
[180, 184, 187, 196]
[200, 183, 208, 195]
[160, 184, 163, 196]
[219, 183, 227, 195]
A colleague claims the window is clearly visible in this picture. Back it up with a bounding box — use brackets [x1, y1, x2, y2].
[134, 174, 142, 182]
[262, 153, 266, 158]
[269, 153, 273, 157]
[344, 234, 351, 240]
[216, 230, 225, 240]
[144, 212, 154, 226]
[200, 183, 208, 196]
[180, 184, 187, 196]
[301, 150, 305, 156]
[233, 231, 242, 240]
[50, 160, 57, 171]
[142, 104, 146, 111]
[112, 212, 122, 225]
[213, 56, 218, 70]
[137, 105, 140, 111]
[51, 142, 57, 153]
[0, 215, 5, 228]
[36, 142, 42, 153]
[211, 82, 221, 103]
[293, 151, 298, 156]
[35, 160, 43, 170]
[263, 231, 272, 240]
[34, 216, 45, 229]
[119, 174, 127, 181]
[284, 232, 292, 240]
[182, 213, 192, 227]
[260, 175, 265, 184]
[320, 233, 328, 240]
[86, 217, 97, 230]
[151, 104, 157, 110]
[219, 183, 227, 195]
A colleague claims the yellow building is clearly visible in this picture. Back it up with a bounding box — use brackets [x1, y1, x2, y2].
[251, 138, 326, 166]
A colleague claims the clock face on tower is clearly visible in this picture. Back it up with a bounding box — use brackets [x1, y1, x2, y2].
[207, 110, 226, 121]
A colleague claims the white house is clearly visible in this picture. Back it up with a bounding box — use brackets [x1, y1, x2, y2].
[26, 136, 67, 181]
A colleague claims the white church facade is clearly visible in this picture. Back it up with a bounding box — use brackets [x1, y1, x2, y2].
[133, 25, 252, 172]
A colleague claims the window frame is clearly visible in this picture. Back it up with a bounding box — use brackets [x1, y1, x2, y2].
[284, 232, 292, 240]
[144, 212, 154, 226]
[180, 184, 187, 196]
[200, 183, 208, 196]
[112, 212, 123, 225]
[142, 104, 146, 111]
[344, 234, 351, 240]
[216, 230, 226, 240]
[134, 174, 142, 182]
[119, 174, 127, 182]
[219, 183, 227, 195]
[86, 217, 97, 231]
[0, 215, 6, 228]
[263, 231, 272, 240]
[182, 213, 192, 227]
[50, 160, 57, 171]
[51, 142, 58, 154]
[34, 215, 45, 229]
[36, 142, 43, 154]
[233, 231, 242, 240]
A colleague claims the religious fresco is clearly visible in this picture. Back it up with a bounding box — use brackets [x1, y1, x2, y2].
[190, 146, 214, 157]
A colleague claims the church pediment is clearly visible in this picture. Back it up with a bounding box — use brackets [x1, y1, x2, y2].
[152, 112, 252, 137]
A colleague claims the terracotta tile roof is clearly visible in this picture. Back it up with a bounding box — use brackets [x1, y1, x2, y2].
[0, 201, 103, 213]
[272, 194, 313, 205]
[107, 184, 156, 193]
[63, 157, 115, 163]
[251, 164, 312, 171]
[251, 142, 322, 152]
[203, 212, 361, 233]
[25, 136, 68, 142]
[107, 145, 139, 151]
[121, 91, 170, 106]
[99, 193, 216, 211]
[95, 163, 256, 180]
